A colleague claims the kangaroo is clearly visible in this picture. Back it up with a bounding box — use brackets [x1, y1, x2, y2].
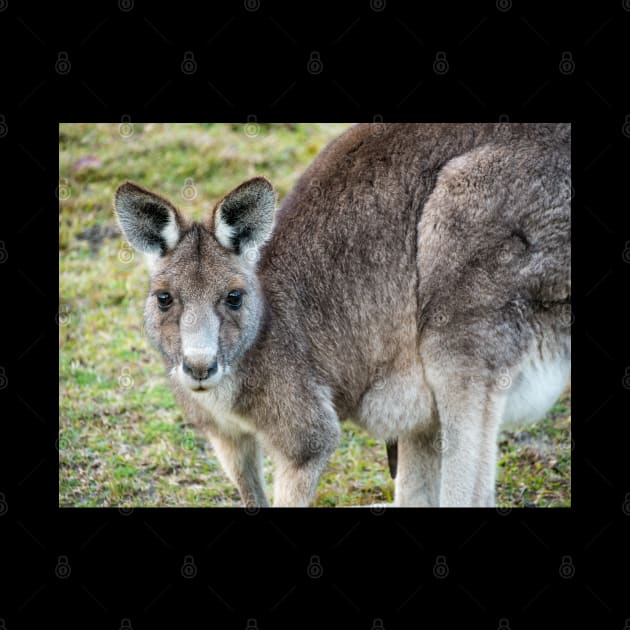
[114, 123, 570, 507]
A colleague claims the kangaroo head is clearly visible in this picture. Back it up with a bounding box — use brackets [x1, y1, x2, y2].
[115, 177, 275, 391]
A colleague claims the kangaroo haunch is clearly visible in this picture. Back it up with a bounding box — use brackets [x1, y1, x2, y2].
[115, 123, 571, 507]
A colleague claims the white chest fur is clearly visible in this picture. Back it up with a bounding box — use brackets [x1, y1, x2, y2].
[502, 348, 570, 428]
[189, 378, 254, 437]
[357, 365, 433, 441]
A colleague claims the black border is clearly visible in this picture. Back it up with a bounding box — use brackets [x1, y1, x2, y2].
[5, 2, 628, 627]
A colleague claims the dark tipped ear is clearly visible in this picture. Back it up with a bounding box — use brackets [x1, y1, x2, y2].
[213, 177, 276, 258]
[114, 182, 183, 256]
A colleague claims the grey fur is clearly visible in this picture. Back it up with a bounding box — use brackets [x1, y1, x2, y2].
[214, 176, 276, 255]
[115, 123, 570, 507]
[115, 182, 185, 255]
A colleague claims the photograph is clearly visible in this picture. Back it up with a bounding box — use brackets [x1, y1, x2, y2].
[59, 122, 571, 508]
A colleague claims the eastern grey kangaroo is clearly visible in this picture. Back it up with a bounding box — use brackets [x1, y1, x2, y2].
[115, 123, 570, 507]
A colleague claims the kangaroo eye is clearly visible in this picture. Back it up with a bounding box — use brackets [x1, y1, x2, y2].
[225, 290, 243, 310]
[157, 292, 173, 310]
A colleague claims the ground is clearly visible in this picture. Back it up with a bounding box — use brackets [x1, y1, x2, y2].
[59, 122, 571, 508]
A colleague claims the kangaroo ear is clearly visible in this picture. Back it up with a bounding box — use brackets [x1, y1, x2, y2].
[213, 177, 276, 259]
[115, 182, 183, 256]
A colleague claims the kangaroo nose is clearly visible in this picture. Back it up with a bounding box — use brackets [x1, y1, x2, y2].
[182, 358, 218, 381]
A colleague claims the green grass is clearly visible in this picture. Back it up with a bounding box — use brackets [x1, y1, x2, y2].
[497, 386, 571, 508]
[59, 122, 570, 508]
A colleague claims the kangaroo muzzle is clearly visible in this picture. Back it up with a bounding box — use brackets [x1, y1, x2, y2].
[179, 311, 222, 389]
[182, 356, 219, 381]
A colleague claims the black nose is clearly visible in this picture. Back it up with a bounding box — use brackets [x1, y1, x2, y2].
[183, 359, 218, 380]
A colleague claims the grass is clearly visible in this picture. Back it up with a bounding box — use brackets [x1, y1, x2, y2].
[497, 386, 571, 508]
[59, 123, 570, 508]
